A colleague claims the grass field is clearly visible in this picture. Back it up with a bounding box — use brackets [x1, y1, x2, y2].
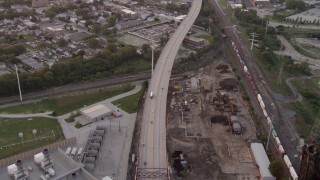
[0, 85, 134, 115]
[112, 83, 146, 114]
[0, 117, 64, 159]
[196, 34, 212, 41]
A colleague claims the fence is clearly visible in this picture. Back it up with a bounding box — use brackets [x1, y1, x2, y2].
[0, 137, 76, 167]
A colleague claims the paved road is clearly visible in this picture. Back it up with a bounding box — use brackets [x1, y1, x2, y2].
[0, 112, 55, 119]
[274, 35, 320, 69]
[209, 0, 301, 170]
[268, 20, 320, 30]
[137, 0, 202, 179]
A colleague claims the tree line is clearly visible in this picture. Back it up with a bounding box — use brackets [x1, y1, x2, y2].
[0, 45, 140, 97]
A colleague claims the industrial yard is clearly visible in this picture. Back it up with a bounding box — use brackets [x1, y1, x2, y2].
[167, 60, 260, 179]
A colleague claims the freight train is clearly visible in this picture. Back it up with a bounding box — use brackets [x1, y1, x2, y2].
[231, 40, 298, 180]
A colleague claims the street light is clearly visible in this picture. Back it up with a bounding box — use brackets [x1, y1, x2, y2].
[150, 43, 156, 76]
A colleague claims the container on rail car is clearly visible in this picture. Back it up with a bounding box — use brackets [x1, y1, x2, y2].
[289, 167, 298, 180]
[284, 155, 292, 169]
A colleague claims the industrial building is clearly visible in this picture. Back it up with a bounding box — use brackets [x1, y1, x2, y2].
[116, 20, 144, 30]
[250, 143, 276, 180]
[183, 36, 206, 48]
[80, 104, 112, 123]
[250, 0, 271, 7]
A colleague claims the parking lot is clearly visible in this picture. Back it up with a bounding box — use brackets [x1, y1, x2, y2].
[129, 23, 176, 43]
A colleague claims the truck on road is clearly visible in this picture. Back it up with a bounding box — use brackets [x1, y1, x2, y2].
[150, 91, 153, 98]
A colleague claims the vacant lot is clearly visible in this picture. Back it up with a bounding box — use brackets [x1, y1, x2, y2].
[0, 85, 134, 115]
[0, 117, 64, 159]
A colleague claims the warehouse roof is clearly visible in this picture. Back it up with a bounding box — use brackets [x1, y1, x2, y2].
[251, 143, 275, 180]
[81, 104, 112, 119]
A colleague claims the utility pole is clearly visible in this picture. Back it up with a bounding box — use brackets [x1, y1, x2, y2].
[310, 110, 320, 138]
[150, 44, 155, 76]
[266, 122, 272, 151]
[265, 20, 268, 35]
[277, 61, 284, 85]
[15, 64, 22, 101]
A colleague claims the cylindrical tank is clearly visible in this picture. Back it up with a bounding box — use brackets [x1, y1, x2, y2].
[34, 153, 45, 164]
[7, 164, 18, 176]
[94, 130, 104, 135]
[92, 136, 103, 142]
[86, 150, 98, 156]
[90, 143, 100, 148]
[84, 163, 95, 172]
[84, 156, 96, 163]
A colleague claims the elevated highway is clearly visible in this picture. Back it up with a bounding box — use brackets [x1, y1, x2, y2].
[136, 0, 202, 179]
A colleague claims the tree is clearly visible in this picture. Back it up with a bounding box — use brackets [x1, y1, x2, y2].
[107, 16, 117, 27]
[57, 38, 68, 47]
[107, 43, 117, 52]
[86, 38, 100, 49]
[91, 24, 102, 35]
[269, 160, 282, 178]
[286, 0, 305, 11]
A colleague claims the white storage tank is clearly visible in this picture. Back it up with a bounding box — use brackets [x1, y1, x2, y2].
[34, 153, 45, 164]
[7, 164, 18, 176]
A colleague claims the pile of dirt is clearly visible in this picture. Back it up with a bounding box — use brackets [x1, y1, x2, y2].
[219, 69, 230, 74]
[219, 78, 237, 91]
[210, 115, 228, 125]
[216, 64, 229, 70]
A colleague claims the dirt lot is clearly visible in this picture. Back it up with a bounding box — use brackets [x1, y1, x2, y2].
[167, 61, 260, 180]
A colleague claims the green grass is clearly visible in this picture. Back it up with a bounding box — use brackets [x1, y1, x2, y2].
[114, 59, 151, 74]
[286, 77, 320, 137]
[0, 117, 64, 159]
[0, 85, 134, 115]
[23, 34, 34, 41]
[65, 112, 80, 123]
[74, 122, 85, 129]
[196, 34, 212, 41]
[293, 44, 319, 60]
[112, 83, 146, 114]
